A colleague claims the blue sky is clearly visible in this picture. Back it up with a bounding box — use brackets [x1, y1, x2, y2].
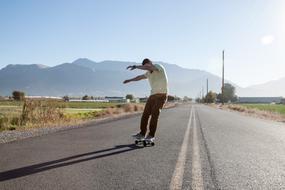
[0, 0, 284, 87]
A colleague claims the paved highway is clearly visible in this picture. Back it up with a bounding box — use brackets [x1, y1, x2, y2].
[1, 104, 285, 189]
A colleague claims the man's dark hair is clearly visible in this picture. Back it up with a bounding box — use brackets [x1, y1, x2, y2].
[142, 58, 152, 65]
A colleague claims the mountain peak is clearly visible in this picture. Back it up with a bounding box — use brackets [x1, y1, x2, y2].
[34, 64, 49, 69]
[2, 64, 49, 70]
[72, 58, 96, 64]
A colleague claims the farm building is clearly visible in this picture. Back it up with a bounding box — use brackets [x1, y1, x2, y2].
[25, 96, 62, 100]
[105, 96, 126, 103]
[238, 97, 283, 104]
[69, 99, 109, 102]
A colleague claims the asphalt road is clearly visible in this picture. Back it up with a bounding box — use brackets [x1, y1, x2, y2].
[1, 104, 285, 189]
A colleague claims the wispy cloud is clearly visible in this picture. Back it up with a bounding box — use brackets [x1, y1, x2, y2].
[261, 35, 275, 45]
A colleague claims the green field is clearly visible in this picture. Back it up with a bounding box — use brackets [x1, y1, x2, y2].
[0, 100, 23, 107]
[64, 108, 103, 114]
[0, 106, 103, 116]
[64, 102, 119, 109]
[241, 104, 285, 115]
[0, 100, 119, 109]
[0, 106, 22, 115]
[0, 101, 117, 117]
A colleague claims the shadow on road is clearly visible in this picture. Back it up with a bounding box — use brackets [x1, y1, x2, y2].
[0, 143, 142, 181]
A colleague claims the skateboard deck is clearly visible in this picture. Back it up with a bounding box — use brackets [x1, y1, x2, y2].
[135, 139, 155, 147]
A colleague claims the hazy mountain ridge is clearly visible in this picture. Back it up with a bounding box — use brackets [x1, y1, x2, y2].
[0, 58, 283, 97]
[239, 77, 285, 97]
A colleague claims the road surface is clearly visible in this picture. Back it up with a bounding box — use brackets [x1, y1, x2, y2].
[1, 104, 285, 189]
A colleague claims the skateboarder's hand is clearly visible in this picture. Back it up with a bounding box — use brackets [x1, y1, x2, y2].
[123, 79, 130, 84]
[126, 65, 136, 70]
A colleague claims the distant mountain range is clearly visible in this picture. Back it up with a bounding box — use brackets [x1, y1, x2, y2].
[238, 78, 285, 97]
[0, 58, 284, 97]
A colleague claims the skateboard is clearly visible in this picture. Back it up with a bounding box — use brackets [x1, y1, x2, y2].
[135, 139, 155, 147]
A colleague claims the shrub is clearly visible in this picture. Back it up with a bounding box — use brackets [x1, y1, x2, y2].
[20, 100, 65, 126]
[0, 115, 9, 129]
[82, 95, 90, 100]
[134, 105, 139, 112]
[8, 126, 16, 130]
[123, 104, 134, 112]
[0, 115, 21, 130]
[126, 94, 134, 100]
[12, 91, 25, 101]
[10, 116, 21, 126]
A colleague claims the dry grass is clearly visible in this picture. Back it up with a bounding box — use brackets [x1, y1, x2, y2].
[0, 100, 66, 130]
[0, 100, 179, 132]
[20, 100, 67, 128]
[102, 103, 144, 117]
[216, 104, 285, 122]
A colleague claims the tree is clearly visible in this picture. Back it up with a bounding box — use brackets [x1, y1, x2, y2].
[174, 96, 181, 101]
[12, 91, 25, 101]
[126, 94, 134, 100]
[167, 95, 175, 101]
[218, 83, 237, 103]
[82, 95, 90, 100]
[217, 93, 222, 103]
[183, 96, 192, 102]
[63, 95, 69, 102]
[195, 97, 201, 103]
[205, 91, 217, 103]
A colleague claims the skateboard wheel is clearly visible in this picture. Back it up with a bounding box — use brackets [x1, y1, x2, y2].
[143, 141, 147, 147]
[151, 142, 155, 146]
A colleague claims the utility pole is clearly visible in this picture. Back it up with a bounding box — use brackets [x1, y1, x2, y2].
[207, 78, 209, 94]
[206, 78, 209, 103]
[222, 50, 225, 105]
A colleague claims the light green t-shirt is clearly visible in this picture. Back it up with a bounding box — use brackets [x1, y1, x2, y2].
[144, 64, 168, 95]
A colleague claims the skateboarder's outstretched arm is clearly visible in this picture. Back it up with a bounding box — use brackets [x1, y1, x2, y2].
[126, 64, 158, 72]
[123, 74, 147, 84]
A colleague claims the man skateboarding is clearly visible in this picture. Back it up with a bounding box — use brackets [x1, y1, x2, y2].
[123, 58, 168, 144]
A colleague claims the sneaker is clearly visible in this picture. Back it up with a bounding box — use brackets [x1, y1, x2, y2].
[144, 135, 155, 142]
[132, 133, 145, 140]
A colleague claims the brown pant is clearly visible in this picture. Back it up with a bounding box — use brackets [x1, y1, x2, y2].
[140, 93, 167, 137]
